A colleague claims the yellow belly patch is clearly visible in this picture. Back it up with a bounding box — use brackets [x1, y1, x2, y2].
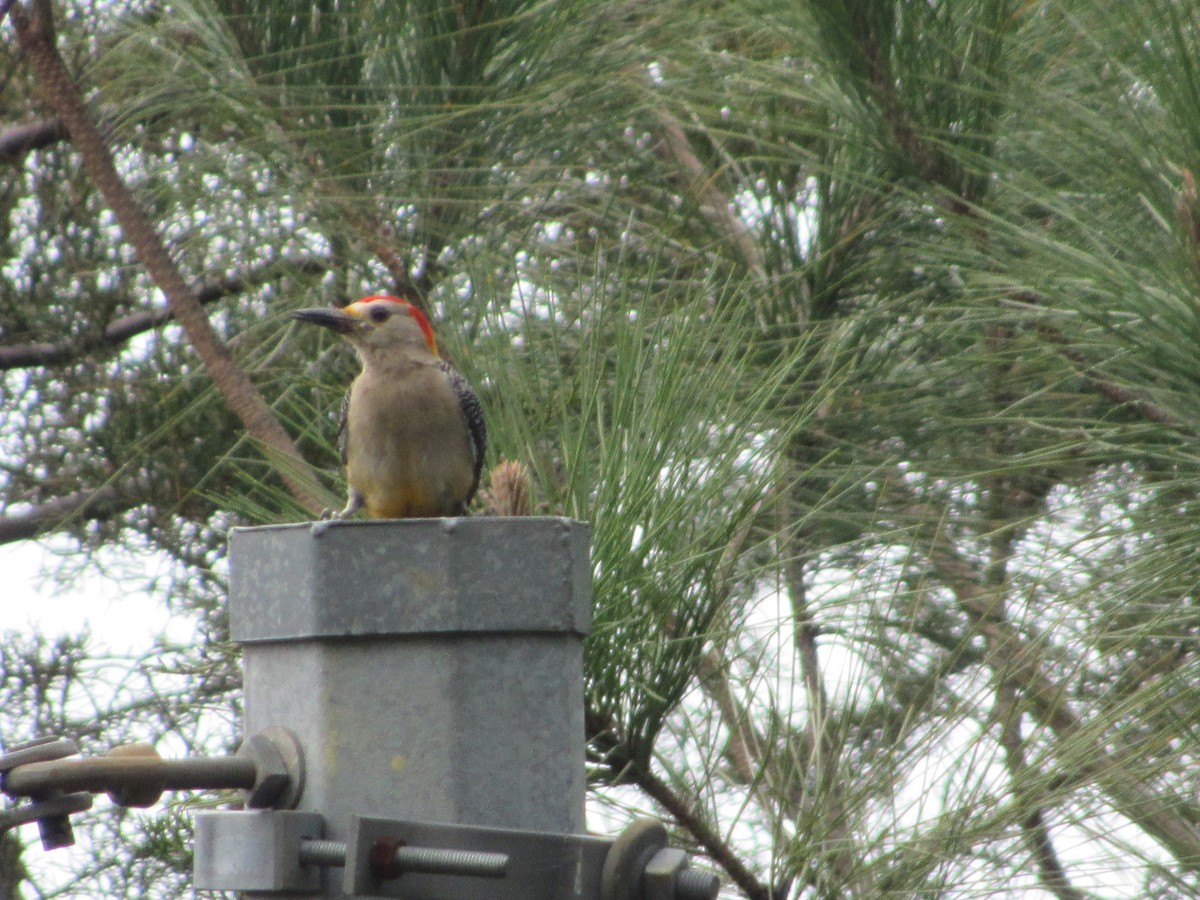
[367, 485, 440, 518]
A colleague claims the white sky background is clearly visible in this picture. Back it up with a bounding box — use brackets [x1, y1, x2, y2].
[2, 538, 186, 655]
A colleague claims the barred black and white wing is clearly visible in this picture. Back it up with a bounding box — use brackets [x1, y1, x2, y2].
[439, 360, 486, 507]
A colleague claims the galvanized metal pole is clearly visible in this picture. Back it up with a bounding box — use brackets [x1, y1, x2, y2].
[223, 517, 591, 897]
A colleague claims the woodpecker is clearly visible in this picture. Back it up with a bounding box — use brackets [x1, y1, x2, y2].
[292, 294, 486, 519]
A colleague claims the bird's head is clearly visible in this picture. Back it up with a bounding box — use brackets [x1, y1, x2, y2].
[291, 294, 439, 358]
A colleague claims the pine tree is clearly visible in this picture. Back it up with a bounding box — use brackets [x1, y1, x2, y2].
[3, 1, 1200, 896]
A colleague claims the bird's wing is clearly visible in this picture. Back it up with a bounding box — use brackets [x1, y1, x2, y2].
[439, 361, 487, 504]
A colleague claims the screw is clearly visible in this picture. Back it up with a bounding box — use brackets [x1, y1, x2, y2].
[370, 835, 507, 879]
[644, 848, 721, 900]
[676, 867, 720, 900]
[298, 839, 348, 867]
[391, 844, 508, 878]
[298, 837, 508, 880]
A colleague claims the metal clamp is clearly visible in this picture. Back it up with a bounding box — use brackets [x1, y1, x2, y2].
[193, 811, 719, 898]
[2, 727, 305, 855]
[0, 737, 93, 849]
[193, 811, 513, 894]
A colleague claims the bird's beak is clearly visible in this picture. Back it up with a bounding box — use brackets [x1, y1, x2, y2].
[291, 307, 362, 335]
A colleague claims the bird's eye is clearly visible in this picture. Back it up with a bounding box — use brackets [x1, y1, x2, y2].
[369, 305, 391, 323]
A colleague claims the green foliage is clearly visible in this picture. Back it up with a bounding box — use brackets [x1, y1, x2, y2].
[6, 0, 1200, 897]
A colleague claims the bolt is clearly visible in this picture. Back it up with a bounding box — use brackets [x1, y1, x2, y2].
[237, 726, 305, 810]
[392, 844, 508, 878]
[299, 839, 348, 867]
[369, 836, 508, 879]
[676, 867, 721, 900]
[644, 848, 720, 900]
[644, 848, 688, 900]
[602, 817, 669, 900]
[299, 837, 508, 880]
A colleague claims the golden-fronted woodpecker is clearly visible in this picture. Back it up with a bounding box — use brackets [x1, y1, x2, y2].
[292, 294, 486, 519]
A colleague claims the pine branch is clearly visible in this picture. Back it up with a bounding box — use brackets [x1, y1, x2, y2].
[985, 523, 1084, 900]
[0, 486, 128, 544]
[693, 646, 776, 790]
[693, 493, 790, 797]
[981, 441, 1081, 896]
[587, 707, 771, 900]
[0, 257, 327, 370]
[0, 114, 66, 163]
[651, 109, 772, 293]
[989, 292, 1179, 427]
[1032, 319, 1178, 426]
[782, 487, 865, 897]
[631, 766, 770, 900]
[979, 404, 1086, 900]
[11, 2, 324, 516]
[883, 469, 1200, 869]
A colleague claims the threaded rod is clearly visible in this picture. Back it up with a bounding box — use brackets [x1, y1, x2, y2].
[297, 839, 508, 879]
[394, 845, 508, 877]
[298, 839, 347, 867]
[677, 867, 721, 900]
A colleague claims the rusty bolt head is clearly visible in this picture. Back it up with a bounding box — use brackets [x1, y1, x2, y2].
[370, 835, 406, 880]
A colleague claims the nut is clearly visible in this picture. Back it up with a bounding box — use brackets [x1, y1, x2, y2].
[643, 848, 688, 900]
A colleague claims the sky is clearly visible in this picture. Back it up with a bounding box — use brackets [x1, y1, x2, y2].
[2, 537, 186, 655]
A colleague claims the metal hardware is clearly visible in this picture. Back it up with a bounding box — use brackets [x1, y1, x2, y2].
[0, 737, 91, 849]
[644, 848, 720, 900]
[10, 523, 718, 900]
[193, 809, 324, 893]
[3, 743, 255, 804]
[297, 835, 508, 879]
[344, 815, 612, 899]
[1, 727, 302, 811]
[675, 868, 722, 900]
[237, 725, 306, 809]
[602, 818, 720, 900]
[1, 726, 305, 857]
[0, 789, 93, 850]
[0, 737, 80, 774]
[297, 837, 346, 868]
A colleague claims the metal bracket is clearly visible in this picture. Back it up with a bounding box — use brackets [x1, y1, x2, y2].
[193, 811, 719, 898]
[194, 809, 324, 893]
[343, 816, 613, 899]
[0, 737, 92, 850]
